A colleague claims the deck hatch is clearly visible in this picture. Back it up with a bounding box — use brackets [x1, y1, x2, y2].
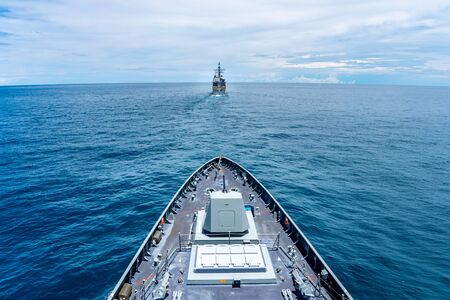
[188, 244, 277, 284]
[194, 244, 267, 272]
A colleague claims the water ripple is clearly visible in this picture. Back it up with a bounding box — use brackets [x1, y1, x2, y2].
[0, 83, 449, 299]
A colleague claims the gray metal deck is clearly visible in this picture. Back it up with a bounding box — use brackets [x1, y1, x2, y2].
[108, 157, 352, 300]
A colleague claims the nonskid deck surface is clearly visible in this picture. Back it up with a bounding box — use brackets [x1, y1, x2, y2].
[126, 163, 333, 300]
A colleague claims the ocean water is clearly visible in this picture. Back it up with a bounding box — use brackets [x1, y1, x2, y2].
[1, 83, 449, 299]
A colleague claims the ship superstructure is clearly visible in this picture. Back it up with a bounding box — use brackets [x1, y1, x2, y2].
[108, 157, 352, 300]
[212, 62, 226, 94]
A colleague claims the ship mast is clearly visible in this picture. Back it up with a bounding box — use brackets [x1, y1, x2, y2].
[215, 62, 225, 78]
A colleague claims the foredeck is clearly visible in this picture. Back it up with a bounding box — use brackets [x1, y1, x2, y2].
[109, 157, 352, 300]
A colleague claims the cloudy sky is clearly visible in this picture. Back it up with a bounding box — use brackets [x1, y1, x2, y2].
[1, 0, 450, 86]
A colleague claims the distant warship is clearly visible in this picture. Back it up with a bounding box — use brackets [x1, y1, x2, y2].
[211, 62, 226, 95]
[108, 156, 352, 300]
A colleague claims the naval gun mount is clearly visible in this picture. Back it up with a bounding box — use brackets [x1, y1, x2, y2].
[202, 190, 250, 236]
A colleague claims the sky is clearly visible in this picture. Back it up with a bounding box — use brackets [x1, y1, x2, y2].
[1, 0, 450, 86]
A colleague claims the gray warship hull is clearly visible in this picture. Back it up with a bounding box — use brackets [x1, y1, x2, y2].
[211, 62, 226, 95]
[108, 156, 352, 300]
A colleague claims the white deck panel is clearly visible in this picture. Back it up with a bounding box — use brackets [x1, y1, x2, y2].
[195, 244, 265, 270]
[230, 245, 244, 254]
[216, 245, 230, 254]
[244, 244, 259, 254]
[201, 254, 215, 267]
[188, 244, 277, 284]
[201, 245, 216, 254]
[245, 254, 262, 267]
[216, 254, 231, 267]
[231, 254, 246, 267]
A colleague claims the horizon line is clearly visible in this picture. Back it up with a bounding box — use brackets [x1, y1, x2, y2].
[1, 81, 450, 89]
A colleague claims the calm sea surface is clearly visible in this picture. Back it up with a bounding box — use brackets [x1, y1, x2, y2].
[1, 83, 449, 299]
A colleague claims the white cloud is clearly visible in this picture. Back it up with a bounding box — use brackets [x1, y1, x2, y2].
[283, 61, 349, 69]
[0, 0, 450, 84]
[288, 75, 351, 84]
[423, 60, 450, 71]
[0, 77, 12, 85]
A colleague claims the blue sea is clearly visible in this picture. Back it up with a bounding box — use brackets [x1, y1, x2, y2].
[1, 83, 449, 299]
